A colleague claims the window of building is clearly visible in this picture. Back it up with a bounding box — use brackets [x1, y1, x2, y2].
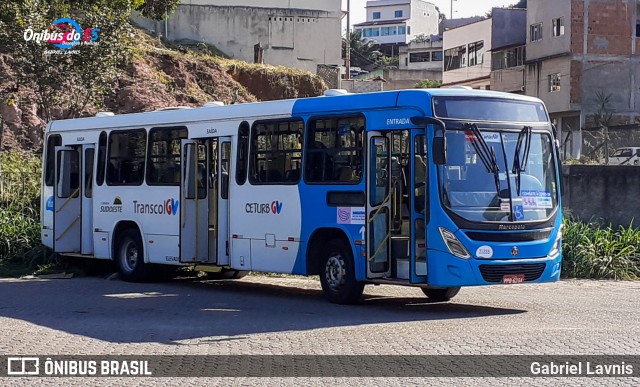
[395, 10, 403, 18]
[636, 21, 640, 37]
[407, 25, 411, 35]
[409, 52, 430, 62]
[491, 46, 525, 70]
[549, 73, 561, 92]
[146, 127, 188, 185]
[431, 51, 443, 61]
[305, 116, 364, 184]
[444, 45, 466, 71]
[96, 131, 107, 186]
[250, 119, 303, 184]
[107, 129, 146, 186]
[552, 17, 564, 37]
[382, 26, 396, 36]
[530, 22, 543, 42]
[467, 40, 484, 66]
[236, 122, 250, 185]
[44, 134, 62, 187]
[373, 11, 381, 19]
[398, 25, 406, 35]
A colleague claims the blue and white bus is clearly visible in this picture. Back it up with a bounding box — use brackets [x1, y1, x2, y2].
[41, 88, 563, 304]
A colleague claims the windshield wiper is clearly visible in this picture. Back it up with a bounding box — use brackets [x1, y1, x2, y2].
[512, 126, 532, 196]
[466, 123, 501, 195]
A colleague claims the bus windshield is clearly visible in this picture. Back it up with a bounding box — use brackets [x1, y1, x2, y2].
[440, 127, 558, 223]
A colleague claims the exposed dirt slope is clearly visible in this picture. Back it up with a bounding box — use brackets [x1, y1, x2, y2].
[0, 29, 327, 153]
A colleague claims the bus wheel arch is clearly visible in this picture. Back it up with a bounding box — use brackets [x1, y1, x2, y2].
[113, 221, 148, 282]
[308, 228, 364, 304]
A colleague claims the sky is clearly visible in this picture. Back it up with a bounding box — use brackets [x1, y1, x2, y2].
[342, 0, 520, 28]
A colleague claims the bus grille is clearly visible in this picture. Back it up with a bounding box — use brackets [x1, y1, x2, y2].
[465, 230, 551, 242]
[478, 263, 546, 283]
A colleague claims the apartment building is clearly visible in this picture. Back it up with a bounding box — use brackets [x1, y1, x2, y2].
[525, 0, 640, 158]
[353, 0, 440, 55]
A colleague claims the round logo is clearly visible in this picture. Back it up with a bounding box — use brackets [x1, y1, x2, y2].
[476, 245, 493, 259]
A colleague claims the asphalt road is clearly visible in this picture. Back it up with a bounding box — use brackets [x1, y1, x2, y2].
[0, 275, 639, 386]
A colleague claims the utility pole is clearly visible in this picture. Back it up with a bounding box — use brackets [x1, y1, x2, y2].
[346, 0, 351, 80]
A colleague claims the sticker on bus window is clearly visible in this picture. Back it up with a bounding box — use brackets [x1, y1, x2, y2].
[337, 207, 365, 225]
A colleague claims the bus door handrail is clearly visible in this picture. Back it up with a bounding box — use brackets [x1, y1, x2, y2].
[55, 187, 80, 213]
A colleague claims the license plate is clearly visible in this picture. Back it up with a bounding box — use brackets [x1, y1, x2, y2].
[503, 274, 525, 284]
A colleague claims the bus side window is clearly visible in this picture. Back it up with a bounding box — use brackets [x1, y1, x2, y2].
[304, 116, 364, 184]
[146, 127, 188, 186]
[249, 119, 303, 185]
[44, 134, 62, 187]
[107, 129, 146, 186]
[236, 122, 249, 185]
[96, 131, 107, 186]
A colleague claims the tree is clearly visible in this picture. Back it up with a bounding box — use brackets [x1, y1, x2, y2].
[415, 79, 442, 89]
[342, 30, 380, 69]
[0, 0, 179, 125]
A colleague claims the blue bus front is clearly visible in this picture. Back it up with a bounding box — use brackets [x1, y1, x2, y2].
[421, 93, 562, 287]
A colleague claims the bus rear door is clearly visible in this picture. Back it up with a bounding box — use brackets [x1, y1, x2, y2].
[54, 146, 81, 253]
[180, 140, 209, 263]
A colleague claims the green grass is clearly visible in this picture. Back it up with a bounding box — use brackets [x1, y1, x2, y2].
[562, 218, 640, 280]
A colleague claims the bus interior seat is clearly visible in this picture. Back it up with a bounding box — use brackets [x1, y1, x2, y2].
[285, 169, 300, 182]
[338, 166, 356, 181]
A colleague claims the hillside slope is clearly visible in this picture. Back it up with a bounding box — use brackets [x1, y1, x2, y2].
[0, 29, 327, 153]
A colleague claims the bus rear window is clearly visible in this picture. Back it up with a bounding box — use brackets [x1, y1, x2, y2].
[433, 97, 548, 122]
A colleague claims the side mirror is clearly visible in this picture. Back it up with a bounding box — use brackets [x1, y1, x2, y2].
[411, 116, 448, 165]
[433, 136, 447, 165]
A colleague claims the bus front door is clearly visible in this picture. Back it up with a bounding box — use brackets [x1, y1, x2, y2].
[366, 133, 391, 278]
[410, 132, 428, 282]
[53, 146, 81, 253]
[180, 140, 208, 263]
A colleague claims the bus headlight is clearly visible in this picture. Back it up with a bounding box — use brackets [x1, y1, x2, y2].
[439, 227, 471, 259]
[549, 224, 564, 257]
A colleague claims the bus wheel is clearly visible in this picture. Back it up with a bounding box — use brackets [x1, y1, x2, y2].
[421, 287, 460, 302]
[116, 228, 147, 282]
[205, 270, 249, 280]
[319, 241, 364, 304]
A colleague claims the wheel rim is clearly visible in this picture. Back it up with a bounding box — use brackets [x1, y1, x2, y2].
[325, 254, 346, 291]
[120, 238, 138, 273]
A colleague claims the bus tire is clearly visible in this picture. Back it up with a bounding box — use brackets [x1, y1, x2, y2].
[205, 270, 249, 280]
[115, 228, 148, 282]
[319, 240, 364, 304]
[421, 287, 460, 302]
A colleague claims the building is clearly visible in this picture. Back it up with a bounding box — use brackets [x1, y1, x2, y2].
[353, 0, 440, 56]
[442, 18, 492, 88]
[489, 8, 527, 93]
[525, 0, 640, 159]
[398, 35, 443, 71]
[132, 0, 342, 73]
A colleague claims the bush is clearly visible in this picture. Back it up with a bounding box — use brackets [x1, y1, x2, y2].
[0, 151, 57, 276]
[562, 218, 640, 280]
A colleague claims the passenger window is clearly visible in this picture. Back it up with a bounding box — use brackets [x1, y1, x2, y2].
[106, 129, 146, 186]
[146, 127, 188, 185]
[44, 134, 62, 187]
[305, 116, 364, 184]
[236, 122, 249, 185]
[96, 131, 107, 186]
[250, 119, 303, 184]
